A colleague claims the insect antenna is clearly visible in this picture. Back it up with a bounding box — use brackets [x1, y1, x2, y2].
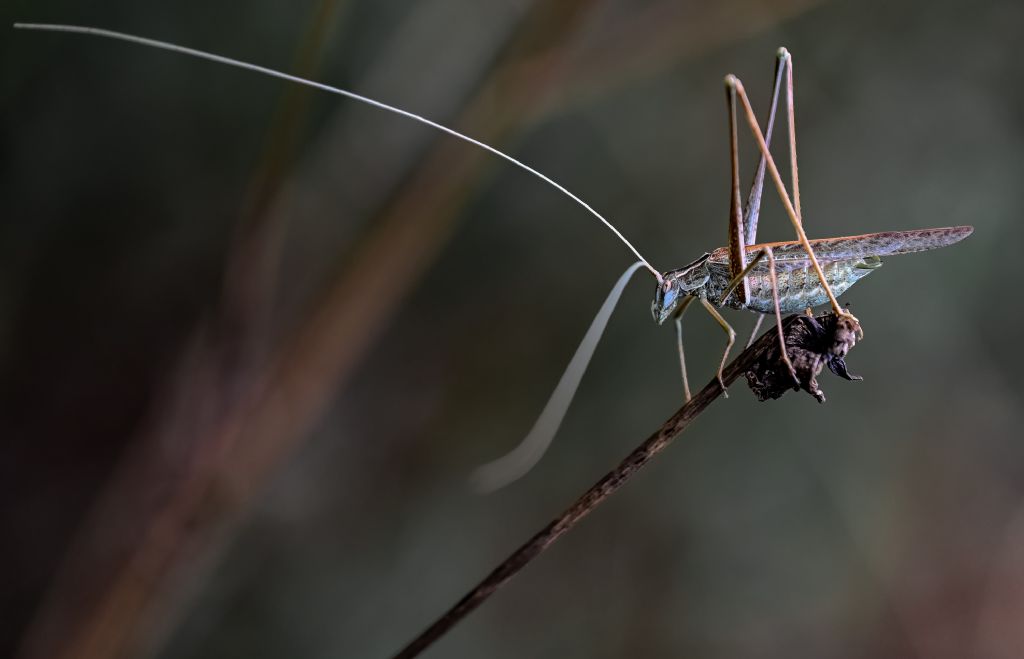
[12, 22, 661, 280]
[471, 261, 646, 492]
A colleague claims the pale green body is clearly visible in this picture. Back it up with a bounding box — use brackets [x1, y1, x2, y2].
[651, 227, 974, 324]
[704, 253, 880, 314]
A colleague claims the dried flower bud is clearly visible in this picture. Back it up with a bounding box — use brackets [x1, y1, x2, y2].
[745, 313, 862, 403]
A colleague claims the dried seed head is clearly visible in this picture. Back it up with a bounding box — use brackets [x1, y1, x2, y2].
[745, 313, 863, 403]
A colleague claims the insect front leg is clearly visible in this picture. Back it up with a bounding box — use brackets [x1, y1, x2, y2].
[672, 295, 698, 403]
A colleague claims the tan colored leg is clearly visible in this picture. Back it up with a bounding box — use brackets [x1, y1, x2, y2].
[785, 50, 802, 225]
[724, 77, 750, 306]
[741, 48, 787, 247]
[673, 295, 697, 403]
[726, 67, 854, 325]
[700, 298, 736, 396]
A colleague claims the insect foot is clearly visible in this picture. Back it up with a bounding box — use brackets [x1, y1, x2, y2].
[745, 313, 863, 403]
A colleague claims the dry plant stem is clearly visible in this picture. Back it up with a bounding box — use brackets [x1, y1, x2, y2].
[223, 0, 344, 350]
[392, 319, 792, 659]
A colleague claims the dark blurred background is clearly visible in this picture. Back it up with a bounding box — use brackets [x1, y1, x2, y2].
[3, 0, 1023, 657]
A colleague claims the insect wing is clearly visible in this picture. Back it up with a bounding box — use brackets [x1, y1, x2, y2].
[710, 226, 973, 270]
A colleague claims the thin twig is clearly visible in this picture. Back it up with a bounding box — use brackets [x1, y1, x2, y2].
[392, 317, 798, 659]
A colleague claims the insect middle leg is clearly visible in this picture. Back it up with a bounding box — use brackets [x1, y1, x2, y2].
[696, 248, 768, 395]
[715, 248, 798, 385]
[699, 299, 736, 397]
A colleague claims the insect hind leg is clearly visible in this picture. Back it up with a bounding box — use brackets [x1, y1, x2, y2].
[727, 59, 857, 328]
[741, 48, 787, 247]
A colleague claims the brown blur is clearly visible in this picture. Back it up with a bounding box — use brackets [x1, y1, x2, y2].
[3, 0, 1023, 657]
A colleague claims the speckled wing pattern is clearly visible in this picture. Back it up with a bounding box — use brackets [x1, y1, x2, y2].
[705, 226, 974, 313]
[709, 226, 974, 270]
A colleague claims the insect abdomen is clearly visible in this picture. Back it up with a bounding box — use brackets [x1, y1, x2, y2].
[727, 258, 880, 313]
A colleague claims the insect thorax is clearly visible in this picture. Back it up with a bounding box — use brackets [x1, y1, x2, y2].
[651, 255, 712, 324]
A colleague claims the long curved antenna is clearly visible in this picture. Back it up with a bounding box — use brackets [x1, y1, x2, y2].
[12, 22, 661, 280]
[471, 261, 646, 492]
